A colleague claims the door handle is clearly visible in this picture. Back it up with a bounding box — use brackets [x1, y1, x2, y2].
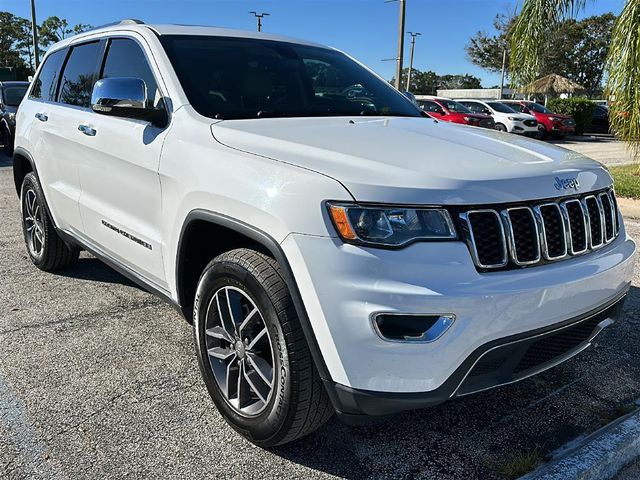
[78, 125, 96, 136]
[35, 113, 48, 122]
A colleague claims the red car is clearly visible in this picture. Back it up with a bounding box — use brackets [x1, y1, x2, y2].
[418, 97, 495, 129]
[500, 100, 576, 138]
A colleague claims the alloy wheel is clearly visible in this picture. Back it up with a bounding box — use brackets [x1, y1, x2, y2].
[23, 188, 45, 259]
[204, 286, 275, 417]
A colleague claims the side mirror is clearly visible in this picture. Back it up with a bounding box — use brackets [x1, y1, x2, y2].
[91, 77, 167, 127]
[483, 108, 492, 115]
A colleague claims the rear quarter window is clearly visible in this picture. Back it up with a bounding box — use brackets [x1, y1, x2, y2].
[30, 49, 67, 102]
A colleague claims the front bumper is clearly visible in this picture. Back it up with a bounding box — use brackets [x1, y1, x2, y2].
[281, 226, 636, 412]
[326, 293, 626, 419]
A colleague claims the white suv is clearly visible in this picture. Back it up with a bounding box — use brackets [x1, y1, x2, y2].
[457, 99, 539, 135]
[13, 21, 636, 446]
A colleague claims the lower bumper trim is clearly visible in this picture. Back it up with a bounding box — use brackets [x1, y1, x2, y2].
[326, 290, 628, 419]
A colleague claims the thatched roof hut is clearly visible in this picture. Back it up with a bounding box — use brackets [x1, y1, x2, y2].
[523, 74, 585, 103]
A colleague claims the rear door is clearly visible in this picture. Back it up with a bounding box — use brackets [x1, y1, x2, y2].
[76, 35, 169, 286]
[17, 47, 90, 231]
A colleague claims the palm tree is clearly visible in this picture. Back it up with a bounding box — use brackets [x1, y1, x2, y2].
[509, 0, 640, 152]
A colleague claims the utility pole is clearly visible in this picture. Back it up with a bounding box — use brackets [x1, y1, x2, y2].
[249, 11, 270, 32]
[385, 0, 406, 90]
[405, 31, 421, 92]
[498, 49, 507, 99]
[30, 0, 40, 69]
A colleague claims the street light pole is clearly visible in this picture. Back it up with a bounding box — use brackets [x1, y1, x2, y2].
[249, 11, 270, 32]
[30, 0, 40, 69]
[498, 49, 507, 99]
[405, 31, 421, 92]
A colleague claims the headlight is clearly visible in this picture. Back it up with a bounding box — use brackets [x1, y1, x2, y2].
[508, 116, 519, 121]
[548, 116, 559, 122]
[327, 203, 457, 247]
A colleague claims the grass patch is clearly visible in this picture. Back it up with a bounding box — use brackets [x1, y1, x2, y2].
[497, 446, 544, 479]
[610, 164, 640, 199]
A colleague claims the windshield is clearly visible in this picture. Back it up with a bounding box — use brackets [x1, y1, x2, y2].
[438, 99, 471, 114]
[487, 102, 516, 113]
[527, 102, 550, 114]
[160, 35, 421, 120]
[3, 86, 28, 106]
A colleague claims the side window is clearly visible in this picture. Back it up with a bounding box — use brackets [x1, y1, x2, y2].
[101, 38, 160, 109]
[30, 49, 67, 101]
[58, 42, 102, 108]
[421, 101, 442, 113]
[465, 102, 482, 113]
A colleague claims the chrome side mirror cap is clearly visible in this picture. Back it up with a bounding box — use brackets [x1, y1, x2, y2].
[91, 77, 167, 127]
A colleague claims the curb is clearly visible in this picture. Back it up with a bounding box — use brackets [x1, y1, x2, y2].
[619, 198, 640, 221]
[519, 409, 640, 480]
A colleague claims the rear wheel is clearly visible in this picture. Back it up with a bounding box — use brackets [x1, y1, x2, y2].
[20, 172, 79, 271]
[193, 248, 333, 446]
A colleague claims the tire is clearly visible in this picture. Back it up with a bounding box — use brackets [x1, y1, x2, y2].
[193, 248, 333, 447]
[20, 172, 79, 271]
[537, 124, 548, 139]
[495, 123, 507, 132]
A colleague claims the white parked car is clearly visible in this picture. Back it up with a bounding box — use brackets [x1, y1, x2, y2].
[457, 99, 539, 136]
[13, 20, 636, 446]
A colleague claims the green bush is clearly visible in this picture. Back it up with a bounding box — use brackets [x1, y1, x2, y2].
[546, 97, 596, 135]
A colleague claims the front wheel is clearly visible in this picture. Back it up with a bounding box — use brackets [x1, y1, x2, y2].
[193, 249, 333, 446]
[495, 123, 508, 132]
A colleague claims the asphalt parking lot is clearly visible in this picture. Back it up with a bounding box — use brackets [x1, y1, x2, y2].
[0, 150, 638, 480]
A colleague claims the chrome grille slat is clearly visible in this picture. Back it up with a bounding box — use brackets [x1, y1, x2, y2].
[461, 189, 620, 270]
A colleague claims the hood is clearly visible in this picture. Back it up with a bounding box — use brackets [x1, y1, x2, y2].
[211, 116, 611, 205]
[509, 113, 537, 121]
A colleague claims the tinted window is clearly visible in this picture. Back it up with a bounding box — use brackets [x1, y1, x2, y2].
[101, 38, 160, 108]
[462, 102, 484, 113]
[3, 86, 29, 106]
[160, 35, 420, 120]
[487, 101, 516, 113]
[507, 103, 526, 113]
[58, 42, 102, 107]
[439, 100, 471, 113]
[420, 101, 442, 113]
[30, 49, 66, 101]
[527, 102, 550, 114]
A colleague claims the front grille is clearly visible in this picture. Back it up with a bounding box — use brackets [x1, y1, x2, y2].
[459, 189, 619, 270]
[523, 119, 537, 127]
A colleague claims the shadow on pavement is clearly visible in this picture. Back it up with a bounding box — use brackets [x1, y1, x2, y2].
[53, 256, 141, 290]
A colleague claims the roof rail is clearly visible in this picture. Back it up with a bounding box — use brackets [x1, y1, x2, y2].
[84, 19, 145, 33]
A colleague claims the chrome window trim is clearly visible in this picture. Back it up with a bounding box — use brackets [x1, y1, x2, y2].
[501, 207, 541, 266]
[533, 203, 568, 261]
[460, 210, 508, 269]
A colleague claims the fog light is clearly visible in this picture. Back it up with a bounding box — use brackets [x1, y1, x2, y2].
[373, 314, 455, 343]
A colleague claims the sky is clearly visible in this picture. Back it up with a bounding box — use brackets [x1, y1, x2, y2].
[1, 0, 627, 86]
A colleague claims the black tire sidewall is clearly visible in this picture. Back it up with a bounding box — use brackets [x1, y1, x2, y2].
[193, 259, 293, 445]
[20, 173, 48, 266]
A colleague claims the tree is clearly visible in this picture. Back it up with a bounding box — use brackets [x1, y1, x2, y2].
[466, 14, 513, 73]
[509, 0, 640, 151]
[391, 69, 482, 95]
[39, 16, 91, 50]
[438, 74, 482, 90]
[0, 12, 31, 77]
[467, 13, 615, 98]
